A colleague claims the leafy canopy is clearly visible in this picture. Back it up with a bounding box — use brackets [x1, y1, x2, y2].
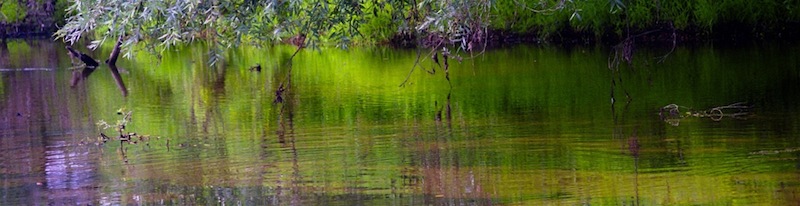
[54, 0, 578, 64]
[54, 0, 373, 64]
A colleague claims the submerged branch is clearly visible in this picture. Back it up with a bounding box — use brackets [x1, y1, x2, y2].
[275, 46, 303, 104]
[66, 46, 99, 68]
[400, 41, 447, 87]
[659, 102, 752, 126]
[280, 46, 303, 85]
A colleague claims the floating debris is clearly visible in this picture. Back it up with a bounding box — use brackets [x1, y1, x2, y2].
[659, 102, 752, 126]
[249, 64, 261, 72]
[95, 108, 163, 148]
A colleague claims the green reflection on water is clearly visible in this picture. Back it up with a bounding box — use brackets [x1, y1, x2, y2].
[1, 41, 799, 205]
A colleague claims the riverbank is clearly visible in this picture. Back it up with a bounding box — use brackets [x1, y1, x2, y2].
[386, 0, 800, 48]
[387, 23, 800, 51]
[0, 0, 64, 39]
[7, 22, 796, 47]
[2, 39, 800, 205]
[3, 0, 799, 47]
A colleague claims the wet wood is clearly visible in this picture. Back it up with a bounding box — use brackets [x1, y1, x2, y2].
[65, 46, 99, 68]
[106, 36, 123, 66]
[249, 64, 261, 72]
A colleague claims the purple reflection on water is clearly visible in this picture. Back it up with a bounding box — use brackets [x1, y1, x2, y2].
[0, 42, 101, 205]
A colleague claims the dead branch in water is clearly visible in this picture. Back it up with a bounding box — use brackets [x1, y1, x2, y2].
[659, 102, 752, 126]
[399, 48, 440, 87]
[66, 46, 99, 68]
[106, 36, 123, 66]
[399, 35, 446, 87]
[689, 102, 752, 121]
[274, 41, 304, 103]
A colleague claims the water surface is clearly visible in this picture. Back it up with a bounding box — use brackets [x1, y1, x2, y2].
[1, 40, 799, 205]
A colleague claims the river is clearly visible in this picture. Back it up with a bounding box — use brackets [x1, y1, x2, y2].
[1, 39, 798, 205]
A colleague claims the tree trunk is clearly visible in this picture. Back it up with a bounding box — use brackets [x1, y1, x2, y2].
[106, 36, 123, 66]
[106, 36, 127, 96]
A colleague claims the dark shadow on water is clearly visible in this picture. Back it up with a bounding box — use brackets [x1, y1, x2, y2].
[69, 66, 95, 88]
[107, 65, 128, 97]
[398, 87, 494, 206]
[0, 40, 8, 67]
[67, 63, 128, 97]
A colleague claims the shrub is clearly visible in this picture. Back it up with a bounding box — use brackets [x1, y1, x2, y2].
[1, 0, 27, 23]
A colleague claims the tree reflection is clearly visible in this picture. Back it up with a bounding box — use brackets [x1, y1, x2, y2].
[69, 66, 95, 87]
[0, 62, 100, 205]
[65, 49, 128, 97]
[0, 40, 8, 67]
[272, 59, 304, 206]
[398, 88, 493, 205]
[107, 65, 128, 97]
[609, 61, 641, 205]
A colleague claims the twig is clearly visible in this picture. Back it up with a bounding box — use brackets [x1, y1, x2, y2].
[655, 23, 677, 63]
[281, 46, 303, 83]
[399, 38, 444, 87]
[399, 49, 423, 87]
[609, 28, 666, 70]
[660, 102, 752, 124]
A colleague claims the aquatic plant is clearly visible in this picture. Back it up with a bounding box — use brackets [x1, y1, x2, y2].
[96, 108, 153, 146]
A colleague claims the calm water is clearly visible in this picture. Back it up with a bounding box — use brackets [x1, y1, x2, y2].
[1, 40, 799, 205]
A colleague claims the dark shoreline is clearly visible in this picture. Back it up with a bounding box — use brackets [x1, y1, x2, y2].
[0, 23, 56, 39]
[4, 22, 798, 48]
[388, 22, 800, 49]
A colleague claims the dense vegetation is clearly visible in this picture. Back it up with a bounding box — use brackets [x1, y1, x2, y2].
[494, 0, 800, 37]
[39, 0, 800, 61]
[0, 0, 27, 23]
[0, 0, 66, 37]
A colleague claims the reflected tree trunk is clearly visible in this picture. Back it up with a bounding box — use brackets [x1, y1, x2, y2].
[106, 36, 122, 66]
[415, 89, 491, 205]
[275, 73, 294, 147]
[69, 67, 95, 87]
[102, 36, 128, 97]
[107, 65, 128, 97]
